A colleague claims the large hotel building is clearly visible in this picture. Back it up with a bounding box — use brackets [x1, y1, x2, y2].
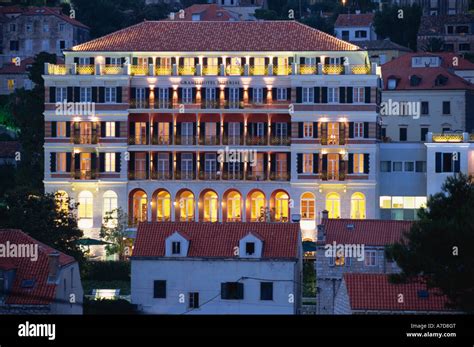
[42, 21, 474, 247]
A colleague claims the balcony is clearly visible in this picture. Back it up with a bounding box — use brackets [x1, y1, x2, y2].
[246, 170, 266, 181]
[200, 135, 219, 146]
[246, 136, 267, 146]
[299, 64, 317, 75]
[72, 170, 97, 180]
[175, 170, 195, 180]
[203, 65, 219, 76]
[432, 133, 464, 142]
[322, 64, 344, 75]
[129, 136, 148, 145]
[201, 100, 220, 109]
[249, 65, 267, 76]
[151, 171, 172, 180]
[270, 171, 290, 181]
[199, 171, 219, 180]
[226, 65, 243, 76]
[270, 136, 291, 146]
[351, 64, 371, 75]
[130, 99, 151, 109]
[47, 64, 68, 75]
[155, 66, 172, 76]
[321, 171, 346, 181]
[321, 136, 346, 146]
[131, 65, 148, 76]
[128, 170, 148, 180]
[223, 135, 243, 146]
[103, 65, 123, 75]
[274, 65, 291, 76]
[222, 171, 243, 180]
[175, 135, 196, 145]
[72, 134, 98, 145]
[224, 101, 244, 109]
[152, 135, 171, 145]
[77, 65, 95, 75]
[179, 66, 196, 76]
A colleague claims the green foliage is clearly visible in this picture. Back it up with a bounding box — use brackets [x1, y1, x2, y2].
[0, 191, 85, 262]
[254, 9, 279, 20]
[373, 5, 422, 51]
[300, 13, 334, 35]
[81, 260, 131, 281]
[28, 52, 57, 87]
[100, 208, 132, 261]
[423, 37, 445, 53]
[303, 260, 316, 297]
[83, 298, 137, 314]
[386, 174, 474, 313]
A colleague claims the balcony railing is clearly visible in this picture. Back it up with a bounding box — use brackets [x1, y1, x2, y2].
[274, 65, 291, 75]
[322, 64, 344, 75]
[128, 170, 148, 180]
[432, 133, 464, 142]
[175, 170, 195, 180]
[246, 136, 267, 146]
[249, 65, 267, 76]
[131, 65, 148, 76]
[203, 65, 219, 76]
[151, 171, 172, 180]
[222, 171, 243, 180]
[152, 135, 171, 145]
[200, 135, 219, 145]
[226, 65, 243, 76]
[270, 171, 290, 181]
[103, 64, 123, 75]
[270, 136, 291, 146]
[175, 135, 196, 145]
[48, 64, 68, 75]
[155, 66, 172, 76]
[299, 64, 317, 75]
[77, 65, 95, 75]
[129, 99, 150, 109]
[72, 170, 97, 180]
[199, 171, 219, 180]
[321, 171, 346, 181]
[201, 100, 220, 109]
[246, 170, 266, 181]
[179, 66, 196, 76]
[351, 64, 371, 75]
[223, 135, 243, 146]
[72, 134, 98, 145]
[129, 136, 148, 145]
[224, 101, 244, 109]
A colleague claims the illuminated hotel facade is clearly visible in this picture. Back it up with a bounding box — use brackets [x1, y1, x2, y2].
[43, 21, 472, 245]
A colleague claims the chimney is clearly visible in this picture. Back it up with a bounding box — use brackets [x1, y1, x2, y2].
[321, 209, 329, 221]
[48, 252, 60, 282]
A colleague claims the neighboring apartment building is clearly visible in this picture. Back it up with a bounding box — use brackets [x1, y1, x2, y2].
[356, 38, 411, 65]
[0, 6, 89, 66]
[0, 229, 83, 314]
[315, 217, 412, 314]
[0, 56, 33, 94]
[169, 4, 240, 21]
[335, 273, 456, 314]
[42, 20, 382, 245]
[388, 0, 468, 15]
[334, 13, 377, 42]
[417, 14, 474, 54]
[131, 222, 302, 314]
[381, 52, 474, 142]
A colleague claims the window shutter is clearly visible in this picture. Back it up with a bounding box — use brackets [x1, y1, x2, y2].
[287, 87, 292, 101]
[364, 87, 371, 103]
[66, 122, 71, 137]
[435, 153, 441, 173]
[247, 87, 253, 103]
[115, 153, 121, 173]
[91, 153, 97, 172]
[348, 154, 353, 174]
[364, 122, 369, 138]
[66, 153, 71, 172]
[130, 87, 136, 100]
[299, 57, 305, 65]
[346, 87, 353, 103]
[286, 153, 291, 174]
[74, 153, 80, 171]
[339, 87, 346, 103]
[89, 57, 95, 65]
[99, 153, 105, 172]
[322, 154, 328, 172]
[363, 154, 370, 174]
[176, 153, 181, 172]
[339, 122, 345, 144]
[313, 122, 318, 138]
[145, 152, 150, 178]
[454, 152, 460, 172]
[99, 87, 105, 103]
[349, 122, 354, 138]
[105, 57, 110, 65]
[129, 152, 135, 172]
[100, 122, 106, 137]
[237, 283, 244, 299]
[313, 153, 319, 173]
[296, 87, 302, 103]
[50, 153, 56, 172]
[270, 153, 276, 172]
[74, 57, 79, 65]
[67, 87, 73, 102]
[221, 283, 227, 299]
[92, 87, 97, 102]
[115, 122, 120, 137]
[49, 87, 56, 103]
[74, 87, 80, 102]
[314, 86, 320, 103]
[51, 122, 57, 137]
[129, 122, 135, 139]
[321, 87, 328, 103]
[320, 122, 328, 143]
[146, 122, 150, 144]
[116, 87, 122, 103]
[298, 122, 303, 138]
[297, 153, 302, 173]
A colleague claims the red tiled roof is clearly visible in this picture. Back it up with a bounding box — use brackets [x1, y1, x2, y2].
[317, 219, 412, 246]
[0, 141, 20, 157]
[71, 21, 360, 52]
[20, 7, 89, 30]
[0, 57, 34, 75]
[0, 229, 76, 305]
[382, 52, 474, 90]
[343, 274, 452, 312]
[335, 13, 374, 27]
[168, 4, 238, 21]
[133, 222, 300, 259]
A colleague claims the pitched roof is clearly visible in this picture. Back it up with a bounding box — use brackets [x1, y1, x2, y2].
[317, 218, 412, 246]
[354, 38, 412, 52]
[133, 222, 300, 259]
[0, 57, 34, 75]
[343, 274, 452, 312]
[418, 14, 474, 36]
[382, 52, 474, 90]
[71, 20, 360, 52]
[0, 229, 76, 305]
[20, 7, 89, 30]
[168, 4, 239, 21]
[335, 13, 374, 27]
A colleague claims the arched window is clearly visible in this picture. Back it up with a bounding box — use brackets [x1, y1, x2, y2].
[203, 191, 218, 222]
[103, 190, 118, 223]
[55, 190, 69, 212]
[249, 191, 265, 222]
[132, 190, 147, 225]
[326, 193, 340, 219]
[301, 192, 315, 220]
[156, 190, 171, 222]
[274, 191, 289, 222]
[226, 191, 241, 222]
[351, 192, 366, 219]
[78, 191, 93, 229]
[178, 190, 194, 222]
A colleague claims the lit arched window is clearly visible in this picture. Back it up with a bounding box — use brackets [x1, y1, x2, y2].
[156, 190, 171, 222]
[274, 191, 289, 222]
[78, 191, 93, 228]
[203, 191, 218, 222]
[351, 192, 366, 219]
[55, 190, 69, 212]
[132, 190, 148, 225]
[249, 191, 266, 222]
[103, 190, 118, 222]
[326, 193, 340, 219]
[226, 191, 241, 222]
[301, 192, 315, 220]
[178, 190, 194, 222]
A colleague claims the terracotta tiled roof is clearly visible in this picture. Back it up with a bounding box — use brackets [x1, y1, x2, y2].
[0, 57, 34, 75]
[335, 13, 374, 27]
[168, 4, 239, 21]
[317, 218, 412, 246]
[0, 229, 76, 305]
[133, 222, 300, 259]
[382, 52, 474, 90]
[418, 14, 474, 36]
[20, 7, 89, 29]
[71, 20, 360, 52]
[343, 274, 452, 312]
[0, 141, 20, 157]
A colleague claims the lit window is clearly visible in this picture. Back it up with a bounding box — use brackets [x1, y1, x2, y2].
[7, 79, 14, 91]
[301, 192, 315, 220]
[105, 87, 117, 103]
[250, 191, 265, 222]
[78, 191, 93, 228]
[103, 190, 118, 223]
[354, 122, 364, 138]
[105, 122, 115, 137]
[105, 153, 116, 172]
[203, 191, 218, 222]
[303, 122, 313, 138]
[56, 153, 67, 172]
[328, 87, 339, 103]
[379, 196, 391, 209]
[274, 191, 289, 222]
[303, 154, 313, 173]
[156, 190, 171, 222]
[353, 87, 364, 103]
[353, 153, 364, 174]
[57, 122, 67, 137]
[326, 193, 340, 219]
[392, 197, 404, 208]
[350, 192, 366, 219]
[364, 250, 376, 266]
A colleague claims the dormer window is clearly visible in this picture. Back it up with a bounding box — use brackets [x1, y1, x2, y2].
[435, 74, 448, 86]
[172, 241, 181, 255]
[410, 75, 422, 87]
[245, 242, 255, 255]
[387, 79, 397, 90]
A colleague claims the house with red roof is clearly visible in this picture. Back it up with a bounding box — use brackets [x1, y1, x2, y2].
[315, 216, 413, 314]
[334, 12, 377, 42]
[0, 229, 83, 314]
[168, 4, 240, 21]
[334, 274, 457, 314]
[131, 222, 302, 314]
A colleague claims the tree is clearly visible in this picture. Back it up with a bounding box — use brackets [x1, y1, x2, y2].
[0, 190, 85, 262]
[28, 52, 57, 87]
[386, 173, 474, 313]
[100, 208, 132, 261]
[423, 37, 445, 52]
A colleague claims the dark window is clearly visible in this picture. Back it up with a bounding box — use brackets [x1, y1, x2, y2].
[421, 127, 428, 141]
[60, 40, 66, 49]
[442, 127, 451, 132]
[153, 280, 166, 298]
[9, 40, 19, 51]
[189, 292, 199, 309]
[380, 161, 391, 172]
[342, 30, 349, 40]
[416, 161, 426, 172]
[221, 282, 244, 300]
[172, 241, 181, 254]
[443, 44, 455, 52]
[421, 102, 429, 115]
[245, 242, 255, 255]
[443, 153, 453, 172]
[260, 282, 273, 301]
[443, 101, 451, 115]
[381, 127, 387, 138]
[447, 25, 454, 34]
[456, 25, 469, 34]
[459, 43, 470, 51]
[399, 128, 407, 141]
